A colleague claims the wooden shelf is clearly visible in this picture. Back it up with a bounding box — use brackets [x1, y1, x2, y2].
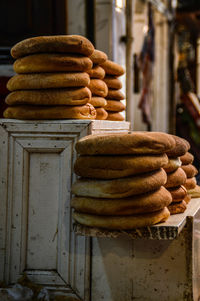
[73, 197, 200, 240]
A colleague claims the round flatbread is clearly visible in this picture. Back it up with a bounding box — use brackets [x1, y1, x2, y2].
[168, 185, 187, 200]
[95, 108, 108, 120]
[11, 35, 94, 58]
[163, 157, 182, 173]
[104, 76, 122, 89]
[180, 152, 194, 165]
[89, 97, 107, 107]
[13, 53, 93, 73]
[88, 79, 108, 97]
[5, 87, 91, 106]
[168, 200, 187, 215]
[3, 103, 96, 120]
[100, 60, 125, 76]
[181, 164, 198, 178]
[106, 89, 125, 100]
[184, 177, 197, 190]
[72, 207, 170, 230]
[187, 185, 200, 198]
[7, 72, 90, 91]
[104, 100, 125, 112]
[89, 49, 108, 64]
[74, 153, 168, 179]
[72, 168, 167, 198]
[166, 135, 190, 157]
[87, 65, 105, 79]
[71, 186, 172, 215]
[75, 131, 176, 155]
[107, 112, 124, 121]
[165, 167, 187, 188]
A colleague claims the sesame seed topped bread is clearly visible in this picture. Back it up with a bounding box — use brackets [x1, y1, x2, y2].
[11, 35, 95, 58]
[72, 168, 167, 198]
[168, 185, 187, 200]
[74, 153, 168, 179]
[166, 135, 190, 157]
[7, 72, 90, 91]
[13, 53, 93, 73]
[72, 207, 170, 230]
[75, 132, 176, 155]
[100, 60, 125, 76]
[184, 177, 197, 190]
[5, 87, 91, 106]
[3, 103, 96, 120]
[71, 186, 172, 216]
[89, 49, 108, 64]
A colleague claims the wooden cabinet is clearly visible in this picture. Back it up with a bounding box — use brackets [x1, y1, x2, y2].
[0, 119, 130, 300]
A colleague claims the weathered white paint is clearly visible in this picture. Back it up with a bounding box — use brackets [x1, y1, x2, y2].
[0, 119, 130, 300]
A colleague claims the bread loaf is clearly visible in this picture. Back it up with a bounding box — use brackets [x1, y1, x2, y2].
[72, 207, 170, 230]
[3, 103, 96, 120]
[164, 167, 187, 188]
[75, 132, 176, 155]
[100, 60, 125, 76]
[72, 168, 167, 198]
[11, 35, 94, 58]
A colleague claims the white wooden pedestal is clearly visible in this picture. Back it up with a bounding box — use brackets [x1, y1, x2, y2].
[0, 119, 129, 300]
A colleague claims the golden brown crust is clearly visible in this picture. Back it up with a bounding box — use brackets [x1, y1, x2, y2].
[7, 72, 90, 91]
[165, 167, 187, 188]
[181, 164, 198, 178]
[168, 200, 187, 215]
[72, 207, 170, 230]
[13, 53, 93, 73]
[168, 185, 187, 200]
[184, 194, 191, 204]
[89, 49, 108, 64]
[187, 185, 200, 198]
[71, 186, 172, 215]
[100, 60, 125, 76]
[95, 108, 108, 120]
[106, 89, 125, 100]
[166, 135, 190, 157]
[106, 112, 125, 121]
[75, 131, 176, 155]
[11, 35, 95, 58]
[3, 103, 96, 120]
[184, 177, 197, 190]
[89, 97, 107, 107]
[163, 157, 182, 173]
[180, 152, 194, 165]
[104, 100, 125, 112]
[87, 65, 105, 79]
[74, 153, 168, 179]
[72, 168, 167, 198]
[104, 76, 122, 89]
[88, 79, 108, 97]
[5, 87, 91, 106]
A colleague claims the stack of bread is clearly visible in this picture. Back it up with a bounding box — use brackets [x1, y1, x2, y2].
[163, 136, 189, 215]
[87, 50, 108, 120]
[101, 60, 126, 121]
[3, 35, 97, 120]
[180, 151, 198, 198]
[71, 132, 177, 230]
